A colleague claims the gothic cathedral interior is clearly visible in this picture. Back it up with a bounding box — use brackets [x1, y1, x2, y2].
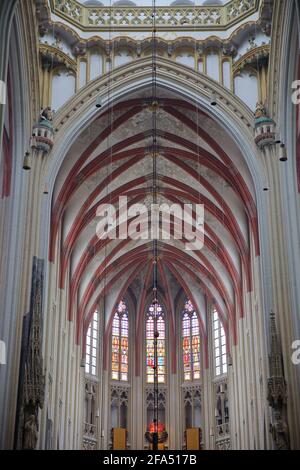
[0, 0, 300, 452]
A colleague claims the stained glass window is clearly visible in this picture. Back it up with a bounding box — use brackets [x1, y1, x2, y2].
[85, 310, 99, 376]
[111, 301, 129, 381]
[182, 300, 201, 381]
[146, 303, 165, 384]
[213, 309, 227, 376]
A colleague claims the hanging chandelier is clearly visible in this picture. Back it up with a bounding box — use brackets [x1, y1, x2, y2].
[151, 0, 159, 452]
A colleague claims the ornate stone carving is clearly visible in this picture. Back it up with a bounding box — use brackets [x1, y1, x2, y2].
[136, 44, 142, 58]
[227, 0, 255, 20]
[22, 258, 45, 450]
[51, 0, 258, 31]
[233, 44, 270, 75]
[55, 0, 82, 21]
[222, 43, 237, 57]
[83, 378, 99, 450]
[40, 106, 54, 122]
[258, 0, 274, 36]
[182, 384, 202, 407]
[214, 379, 230, 449]
[73, 42, 87, 57]
[108, 384, 130, 449]
[31, 108, 55, 155]
[82, 437, 97, 450]
[215, 437, 231, 450]
[254, 102, 276, 149]
[167, 43, 173, 57]
[23, 414, 38, 450]
[40, 43, 77, 72]
[267, 312, 290, 450]
[269, 411, 290, 450]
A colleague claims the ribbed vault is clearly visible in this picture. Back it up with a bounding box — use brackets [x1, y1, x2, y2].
[49, 86, 259, 368]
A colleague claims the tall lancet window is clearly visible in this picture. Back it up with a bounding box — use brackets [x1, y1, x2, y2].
[146, 303, 166, 384]
[182, 300, 201, 381]
[111, 301, 129, 381]
[213, 309, 227, 376]
[85, 310, 99, 376]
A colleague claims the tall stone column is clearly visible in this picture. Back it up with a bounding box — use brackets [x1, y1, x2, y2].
[267, 312, 290, 449]
[262, 143, 300, 448]
[18, 109, 54, 318]
[11, 109, 54, 448]
[14, 257, 45, 450]
[254, 103, 300, 448]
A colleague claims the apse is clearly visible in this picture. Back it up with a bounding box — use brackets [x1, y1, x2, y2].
[49, 83, 257, 348]
[42, 72, 262, 449]
[1, 0, 300, 454]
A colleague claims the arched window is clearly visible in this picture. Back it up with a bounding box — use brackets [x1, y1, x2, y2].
[85, 310, 99, 376]
[146, 303, 165, 384]
[182, 300, 201, 381]
[212, 309, 227, 376]
[111, 301, 129, 381]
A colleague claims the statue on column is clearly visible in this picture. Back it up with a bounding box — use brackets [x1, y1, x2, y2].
[267, 312, 290, 450]
[269, 411, 290, 450]
[254, 102, 276, 148]
[17, 258, 45, 450]
[31, 109, 54, 155]
[254, 101, 267, 119]
[23, 413, 38, 450]
[39, 107, 54, 123]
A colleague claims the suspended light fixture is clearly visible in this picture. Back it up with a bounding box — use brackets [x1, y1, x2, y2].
[279, 143, 288, 162]
[274, 132, 281, 144]
[151, 0, 159, 452]
[209, 90, 217, 106]
[43, 183, 49, 195]
[95, 96, 102, 108]
[23, 151, 32, 170]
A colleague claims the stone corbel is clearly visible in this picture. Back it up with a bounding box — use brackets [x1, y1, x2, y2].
[259, 20, 272, 36]
[38, 23, 49, 38]
[254, 102, 276, 149]
[197, 45, 205, 57]
[167, 43, 173, 58]
[73, 41, 87, 58]
[17, 258, 46, 450]
[222, 42, 237, 57]
[136, 43, 142, 58]
[259, 0, 274, 37]
[267, 311, 290, 450]
[105, 43, 111, 58]
[31, 108, 55, 158]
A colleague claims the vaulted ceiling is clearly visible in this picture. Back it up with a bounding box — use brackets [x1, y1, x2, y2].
[50, 86, 259, 350]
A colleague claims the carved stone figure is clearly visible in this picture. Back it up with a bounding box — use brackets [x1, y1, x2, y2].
[23, 413, 38, 450]
[40, 107, 53, 122]
[269, 412, 289, 450]
[248, 36, 257, 49]
[267, 312, 290, 450]
[254, 101, 267, 119]
[16, 259, 45, 450]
